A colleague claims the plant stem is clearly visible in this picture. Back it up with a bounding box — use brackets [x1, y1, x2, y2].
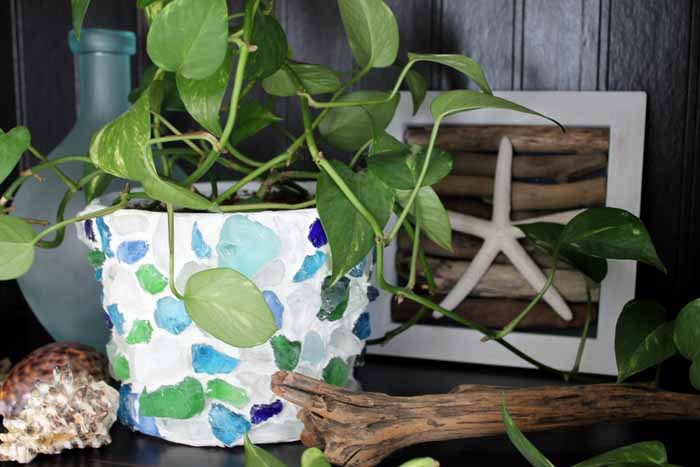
[367, 307, 430, 346]
[36, 190, 73, 249]
[349, 140, 372, 168]
[255, 170, 319, 199]
[213, 153, 290, 205]
[149, 133, 219, 150]
[226, 143, 264, 168]
[1, 156, 93, 205]
[27, 145, 78, 192]
[167, 203, 185, 300]
[219, 200, 315, 212]
[568, 282, 594, 379]
[406, 218, 421, 291]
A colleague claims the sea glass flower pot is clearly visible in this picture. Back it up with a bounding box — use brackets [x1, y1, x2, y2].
[76, 189, 376, 447]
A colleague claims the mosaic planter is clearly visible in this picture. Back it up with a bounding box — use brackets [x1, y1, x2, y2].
[76, 196, 376, 447]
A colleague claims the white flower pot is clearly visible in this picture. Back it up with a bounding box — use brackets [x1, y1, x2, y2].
[76, 187, 375, 447]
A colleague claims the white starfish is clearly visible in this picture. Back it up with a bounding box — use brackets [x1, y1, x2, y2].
[435, 137, 584, 320]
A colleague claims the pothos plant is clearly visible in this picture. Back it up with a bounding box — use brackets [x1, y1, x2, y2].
[0, 0, 698, 391]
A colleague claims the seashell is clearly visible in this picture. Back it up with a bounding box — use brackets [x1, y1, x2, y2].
[0, 366, 119, 464]
[0, 342, 108, 418]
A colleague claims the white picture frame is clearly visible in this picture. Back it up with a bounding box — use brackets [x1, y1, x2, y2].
[367, 91, 647, 376]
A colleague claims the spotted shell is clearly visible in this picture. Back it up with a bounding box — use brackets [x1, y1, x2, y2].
[0, 342, 108, 418]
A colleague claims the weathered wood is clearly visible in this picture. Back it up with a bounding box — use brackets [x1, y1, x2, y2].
[405, 126, 610, 154]
[452, 152, 607, 182]
[434, 176, 606, 210]
[398, 255, 599, 303]
[391, 297, 596, 331]
[272, 372, 700, 467]
[440, 197, 566, 221]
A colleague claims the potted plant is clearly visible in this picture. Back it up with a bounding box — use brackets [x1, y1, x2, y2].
[0, 0, 669, 449]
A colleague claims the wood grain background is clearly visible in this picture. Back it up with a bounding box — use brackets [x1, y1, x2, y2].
[1, 1, 699, 386]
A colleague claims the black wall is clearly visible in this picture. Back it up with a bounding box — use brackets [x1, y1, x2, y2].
[2, 1, 699, 377]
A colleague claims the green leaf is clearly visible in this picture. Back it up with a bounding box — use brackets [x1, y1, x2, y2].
[560, 208, 666, 273]
[130, 66, 185, 112]
[244, 434, 286, 467]
[691, 358, 700, 391]
[370, 131, 406, 157]
[301, 448, 331, 467]
[147, 0, 229, 80]
[0, 126, 31, 184]
[572, 441, 667, 467]
[83, 168, 113, 204]
[396, 186, 452, 251]
[367, 144, 454, 190]
[673, 298, 700, 360]
[319, 91, 400, 151]
[141, 176, 214, 211]
[0, 216, 36, 281]
[262, 62, 341, 97]
[184, 268, 277, 348]
[431, 90, 563, 130]
[614, 300, 676, 383]
[245, 13, 288, 81]
[89, 94, 154, 181]
[317, 160, 394, 283]
[406, 69, 427, 115]
[397, 459, 439, 467]
[408, 52, 492, 94]
[229, 100, 282, 146]
[176, 51, 232, 136]
[337, 0, 399, 69]
[71, 0, 91, 40]
[501, 401, 555, 467]
[517, 222, 608, 283]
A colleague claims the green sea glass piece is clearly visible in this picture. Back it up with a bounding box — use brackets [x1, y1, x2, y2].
[270, 335, 301, 371]
[112, 355, 130, 381]
[87, 250, 106, 268]
[136, 264, 168, 294]
[322, 357, 349, 387]
[126, 320, 153, 344]
[139, 377, 205, 419]
[206, 379, 249, 408]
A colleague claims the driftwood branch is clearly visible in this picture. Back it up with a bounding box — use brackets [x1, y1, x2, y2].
[272, 372, 700, 467]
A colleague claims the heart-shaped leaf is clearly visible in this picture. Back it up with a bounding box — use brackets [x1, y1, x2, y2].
[0, 216, 36, 281]
[674, 298, 700, 361]
[301, 448, 331, 467]
[614, 300, 676, 383]
[71, 0, 91, 40]
[0, 126, 31, 184]
[262, 62, 341, 97]
[141, 176, 215, 211]
[370, 131, 406, 157]
[184, 268, 277, 348]
[89, 94, 154, 181]
[517, 222, 608, 283]
[406, 69, 427, 115]
[244, 434, 286, 467]
[176, 51, 232, 136]
[245, 13, 288, 81]
[572, 441, 667, 467]
[319, 91, 399, 151]
[396, 186, 452, 251]
[560, 208, 666, 273]
[337, 0, 399, 69]
[408, 52, 492, 95]
[229, 100, 281, 146]
[367, 144, 454, 190]
[431, 90, 563, 130]
[317, 160, 394, 283]
[147, 0, 229, 80]
[502, 401, 555, 467]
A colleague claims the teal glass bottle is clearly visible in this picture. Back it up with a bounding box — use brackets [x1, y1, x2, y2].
[13, 29, 136, 349]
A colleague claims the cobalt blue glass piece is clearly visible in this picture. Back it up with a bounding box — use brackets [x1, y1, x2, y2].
[209, 404, 251, 446]
[103, 311, 113, 329]
[96, 217, 113, 257]
[353, 312, 371, 340]
[192, 344, 240, 374]
[117, 384, 137, 428]
[250, 399, 283, 424]
[217, 215, 281, 278]
[117, 240, 149, 264]
[307, 218, 327, 247]
[154, 297, 192, 335]
[263, 291, 284, 329]
[84, 219, 96, 242]
[292, 250, 327, 282]
[191, 221, 212, 259]
[366, 285, 380, 302]
[348, 257, 367, 278]
[106, 304, 125, 335]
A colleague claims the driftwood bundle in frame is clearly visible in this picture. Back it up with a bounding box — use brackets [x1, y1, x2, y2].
[367, 92, 647, 375]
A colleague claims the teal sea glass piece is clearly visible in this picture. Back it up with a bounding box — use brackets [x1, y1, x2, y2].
[217, 215, 281, 278]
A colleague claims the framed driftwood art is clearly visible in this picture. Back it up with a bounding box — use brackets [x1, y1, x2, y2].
[367, 91, 647, 375]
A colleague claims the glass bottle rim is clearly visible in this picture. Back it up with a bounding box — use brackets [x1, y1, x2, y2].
[69, 28, 136, 56]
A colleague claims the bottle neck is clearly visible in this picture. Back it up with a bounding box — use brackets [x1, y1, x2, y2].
[74, 52, 132, 131]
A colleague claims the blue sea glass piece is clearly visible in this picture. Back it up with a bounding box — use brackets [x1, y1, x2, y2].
[192, 344, 240, 374]
[191, 222, 212, 259]
[154, 297, 192, 335]
[250, 399, 283, 424]
[136, 414, 160, 437]
[300, 331, 325, 366]
[95, 267, 103, 282]
[117, 384, 137, 428]
[104, 311, 113, 329]
[84, 219, 96, 242]
[366, 285, 380, 302]
[209, 404, 251, 446]
[263, 291, 284, 329]
[308, 218, 328, 247]
[106, 304, 125, 335]
[217, 215, 281, 278]
[348, 257, 367, 278]
[96, 217, 113, 257]
[293, 251, 327, 282]
[117, 240, 149, 264]
[353, 312, 371, 340]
